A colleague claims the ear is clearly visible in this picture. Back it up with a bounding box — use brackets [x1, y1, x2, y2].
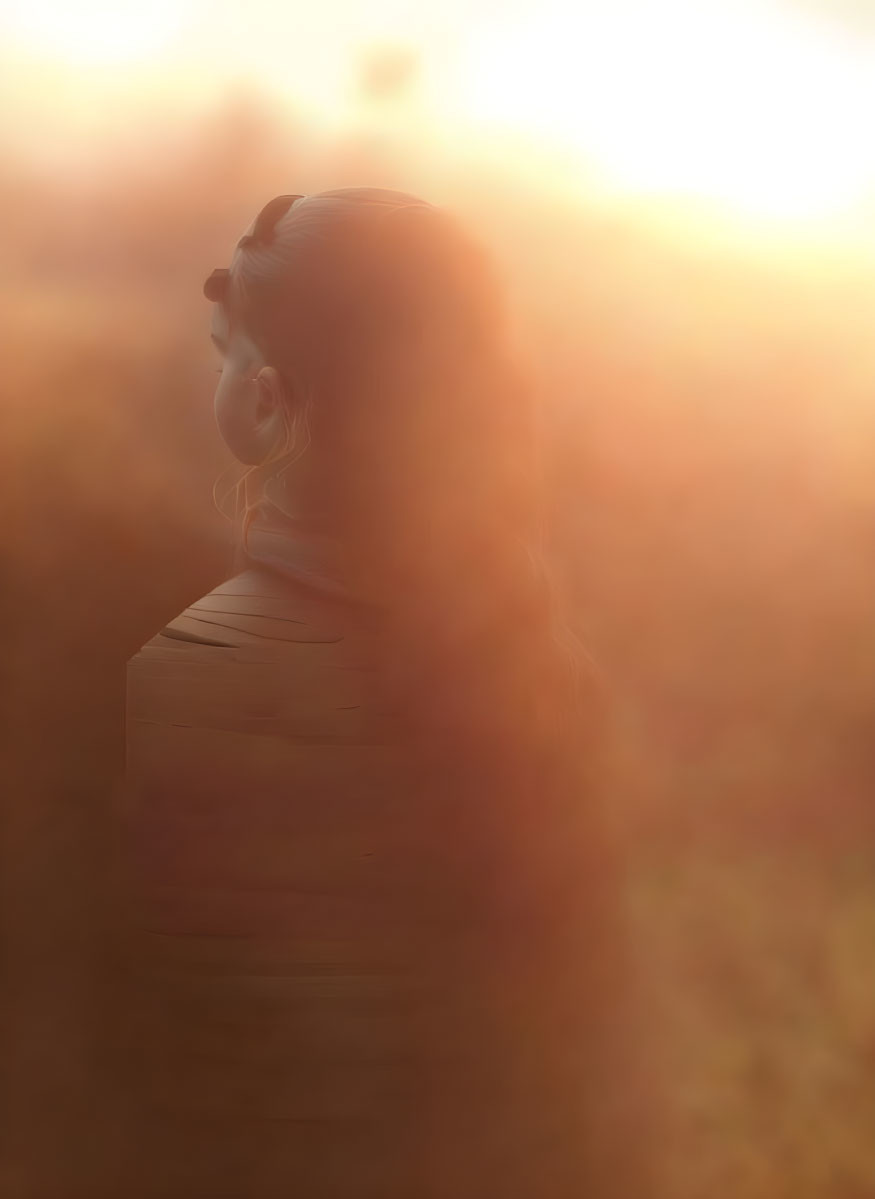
[251, 366, 291, 462]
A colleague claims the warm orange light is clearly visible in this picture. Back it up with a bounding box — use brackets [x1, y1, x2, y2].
[449, 0, 875, 224]
[4, 0, 875, 233]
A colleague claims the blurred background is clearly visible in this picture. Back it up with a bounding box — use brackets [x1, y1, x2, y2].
[3, 0, 875, 1194]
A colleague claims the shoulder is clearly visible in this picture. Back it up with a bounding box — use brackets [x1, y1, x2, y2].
[127, 568, 382, 742]
[152, 567, 346, 650]
[124, 584, 406, 945]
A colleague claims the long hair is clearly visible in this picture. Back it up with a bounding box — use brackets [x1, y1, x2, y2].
[206, 189, 629, 1196]
[217, 190, 589, 736]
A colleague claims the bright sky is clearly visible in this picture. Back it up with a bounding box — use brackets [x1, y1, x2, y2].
[3, 0, 875, 230]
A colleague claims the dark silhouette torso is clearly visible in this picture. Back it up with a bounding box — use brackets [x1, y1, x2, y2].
[124, 567, 428, 1197]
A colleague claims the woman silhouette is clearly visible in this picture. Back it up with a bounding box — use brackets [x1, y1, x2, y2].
[123, 188, 639, 1198]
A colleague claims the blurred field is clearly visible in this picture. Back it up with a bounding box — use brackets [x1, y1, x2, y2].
[2, 96, 875, 1195]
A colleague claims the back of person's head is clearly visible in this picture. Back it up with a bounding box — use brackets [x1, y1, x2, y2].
[203, 187, 624, 1196]
[206, 187, 588, 750]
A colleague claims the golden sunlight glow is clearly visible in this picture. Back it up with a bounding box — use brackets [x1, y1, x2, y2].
[4, 0, 191, 64]
[3, 0, 875, 229]
[451, 0, 875, 222]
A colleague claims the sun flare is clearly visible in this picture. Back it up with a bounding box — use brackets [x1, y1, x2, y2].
[4, 0, 875, 228]
[451, 0, 875, 223]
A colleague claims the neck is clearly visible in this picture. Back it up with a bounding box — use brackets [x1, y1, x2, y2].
[241, 458, 353, 603]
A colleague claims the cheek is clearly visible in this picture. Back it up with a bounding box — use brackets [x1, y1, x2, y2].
[214, 370, 255, 458]
[213, 369, 234, 426]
